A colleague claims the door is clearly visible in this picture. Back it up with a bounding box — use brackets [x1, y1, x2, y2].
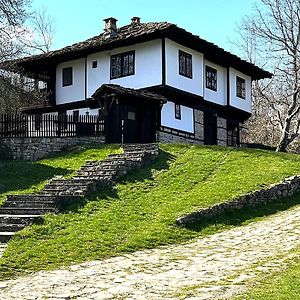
[204, 111, 217, 145]
[105, 100, 158, 144]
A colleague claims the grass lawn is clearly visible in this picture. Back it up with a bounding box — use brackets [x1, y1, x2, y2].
[0, 144, 300, 279]
[0, 144, 121, 203]
[234, 249, 300, 300]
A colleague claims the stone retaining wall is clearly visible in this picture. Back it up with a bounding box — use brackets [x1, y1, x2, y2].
[176, 175, 300, 226]
[1, 136, 105, 161]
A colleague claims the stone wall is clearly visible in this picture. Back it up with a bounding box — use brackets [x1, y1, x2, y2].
[157, 131, 203, 145]
[1, 136, 105, 161]
[176, 175, 300, 226]
[194, 109, 204, 142]
[217, 117, 227, 146]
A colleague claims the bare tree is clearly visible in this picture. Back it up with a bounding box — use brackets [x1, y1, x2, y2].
[22, 6, 54, 54]
[0, 0, 31, 61]
[239, 0, 300, 152]
[0, 1, 54, 113]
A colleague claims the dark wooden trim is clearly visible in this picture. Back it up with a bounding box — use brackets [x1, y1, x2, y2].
[227, 67, 230, 107]
[161, 38, 166, 86]
[85, 56, 88, 100]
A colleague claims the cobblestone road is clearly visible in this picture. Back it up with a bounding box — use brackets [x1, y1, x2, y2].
[0, 205, 300, 299]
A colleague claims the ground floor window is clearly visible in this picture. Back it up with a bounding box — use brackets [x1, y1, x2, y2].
[175, 103, 181, 120]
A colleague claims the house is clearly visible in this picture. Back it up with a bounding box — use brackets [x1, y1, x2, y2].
[0, 17, 272, 145]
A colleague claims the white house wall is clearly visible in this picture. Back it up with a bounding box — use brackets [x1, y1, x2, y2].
[229, 68, 252, 113]
[165, 39, 204, 97]
[66, 108, 99, 116]
[203, 60, 227, 106]
[161, 101, 194, 133]
[86, 39, 162, 98]
[56, 58, 85, 105]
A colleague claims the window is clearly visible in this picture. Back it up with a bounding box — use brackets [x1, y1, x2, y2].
[236, 76, 246, 99]
[206, 66, 217, 91]
[92, 61, 97, 68]
[62, 67, 73, 87]
[175, 104, 181, 120]
[179, 50, 192, 78]
[110, 51, 135, 79]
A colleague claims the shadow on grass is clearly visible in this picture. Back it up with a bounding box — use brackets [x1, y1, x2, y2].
[0, 161, 70, 194]
[184, 192, 300, 232]
[64, 149, 176, 212]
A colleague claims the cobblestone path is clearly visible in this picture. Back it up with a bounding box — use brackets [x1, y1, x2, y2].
[0, 205, 300, 300]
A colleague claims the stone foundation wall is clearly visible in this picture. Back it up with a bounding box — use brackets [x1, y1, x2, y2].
[217, 117, 227, 146]
[157, 131, 203, 145]
[194, 109, 204, 141]
[1, 136, 105, 161]
[176, 175, 300, 226]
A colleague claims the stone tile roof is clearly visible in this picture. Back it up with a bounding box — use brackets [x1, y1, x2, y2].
[4, 22, 173, 66]
[1, 21, 272, 80]
[92, 84, 167, 103]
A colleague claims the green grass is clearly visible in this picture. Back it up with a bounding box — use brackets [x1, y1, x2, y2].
[0, 144, 300, 279]
[234, 250, 300, 300]
[0, 144, 121, 203]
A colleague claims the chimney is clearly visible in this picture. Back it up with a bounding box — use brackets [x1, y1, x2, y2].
[131, 17, 141, 25]
[103, 17, 118, 37]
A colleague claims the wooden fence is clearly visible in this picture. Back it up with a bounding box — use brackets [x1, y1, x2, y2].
[0, 114, 105, 138]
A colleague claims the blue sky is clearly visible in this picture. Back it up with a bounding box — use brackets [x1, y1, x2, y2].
[31, 0, 256, 54]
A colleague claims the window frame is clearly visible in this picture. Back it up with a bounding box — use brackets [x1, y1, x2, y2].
[179, 50, 193, 79]
[62, 67, 73, 87]
[236, 76, 246, 99]
[205, 65, 218, 91]
[175, 103, 181, 120]
[110, 50, 135, 79]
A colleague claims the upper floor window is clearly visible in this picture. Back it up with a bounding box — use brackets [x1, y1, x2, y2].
[62, 67, 73, 87]
[179, 50, 192, 79]
[206, 66, 217, 91]
[110, 51, 135, 79]
[236, 76, 246, 99]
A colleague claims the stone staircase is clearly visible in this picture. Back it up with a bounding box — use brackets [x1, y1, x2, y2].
[0, 144, 159, 243]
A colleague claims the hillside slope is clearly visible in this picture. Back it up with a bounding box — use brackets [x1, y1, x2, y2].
[0, 144, 300, 279]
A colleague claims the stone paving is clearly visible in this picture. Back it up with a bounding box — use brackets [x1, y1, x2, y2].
[0, 205, 300, 299]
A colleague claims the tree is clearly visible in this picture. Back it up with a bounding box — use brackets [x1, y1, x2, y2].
[0, 1, 54, 113]
[239, 0, 300, 152]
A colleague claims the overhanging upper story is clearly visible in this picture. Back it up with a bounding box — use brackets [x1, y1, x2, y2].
[0, 17, 272, 115]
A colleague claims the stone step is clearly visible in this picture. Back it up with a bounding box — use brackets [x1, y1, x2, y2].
[80, 165, 121, 172]
[39, 189, 87, 197]
[76, 170, 117, 177]
[46, 180, 94, 188]
[6, 195, 58, 202]
[0, 215, 42, 225]
[0, 223, 27, 232]
[73, 175, 114, 182]
[2, 200, 57, 208]
[0, 207, 56, 215]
